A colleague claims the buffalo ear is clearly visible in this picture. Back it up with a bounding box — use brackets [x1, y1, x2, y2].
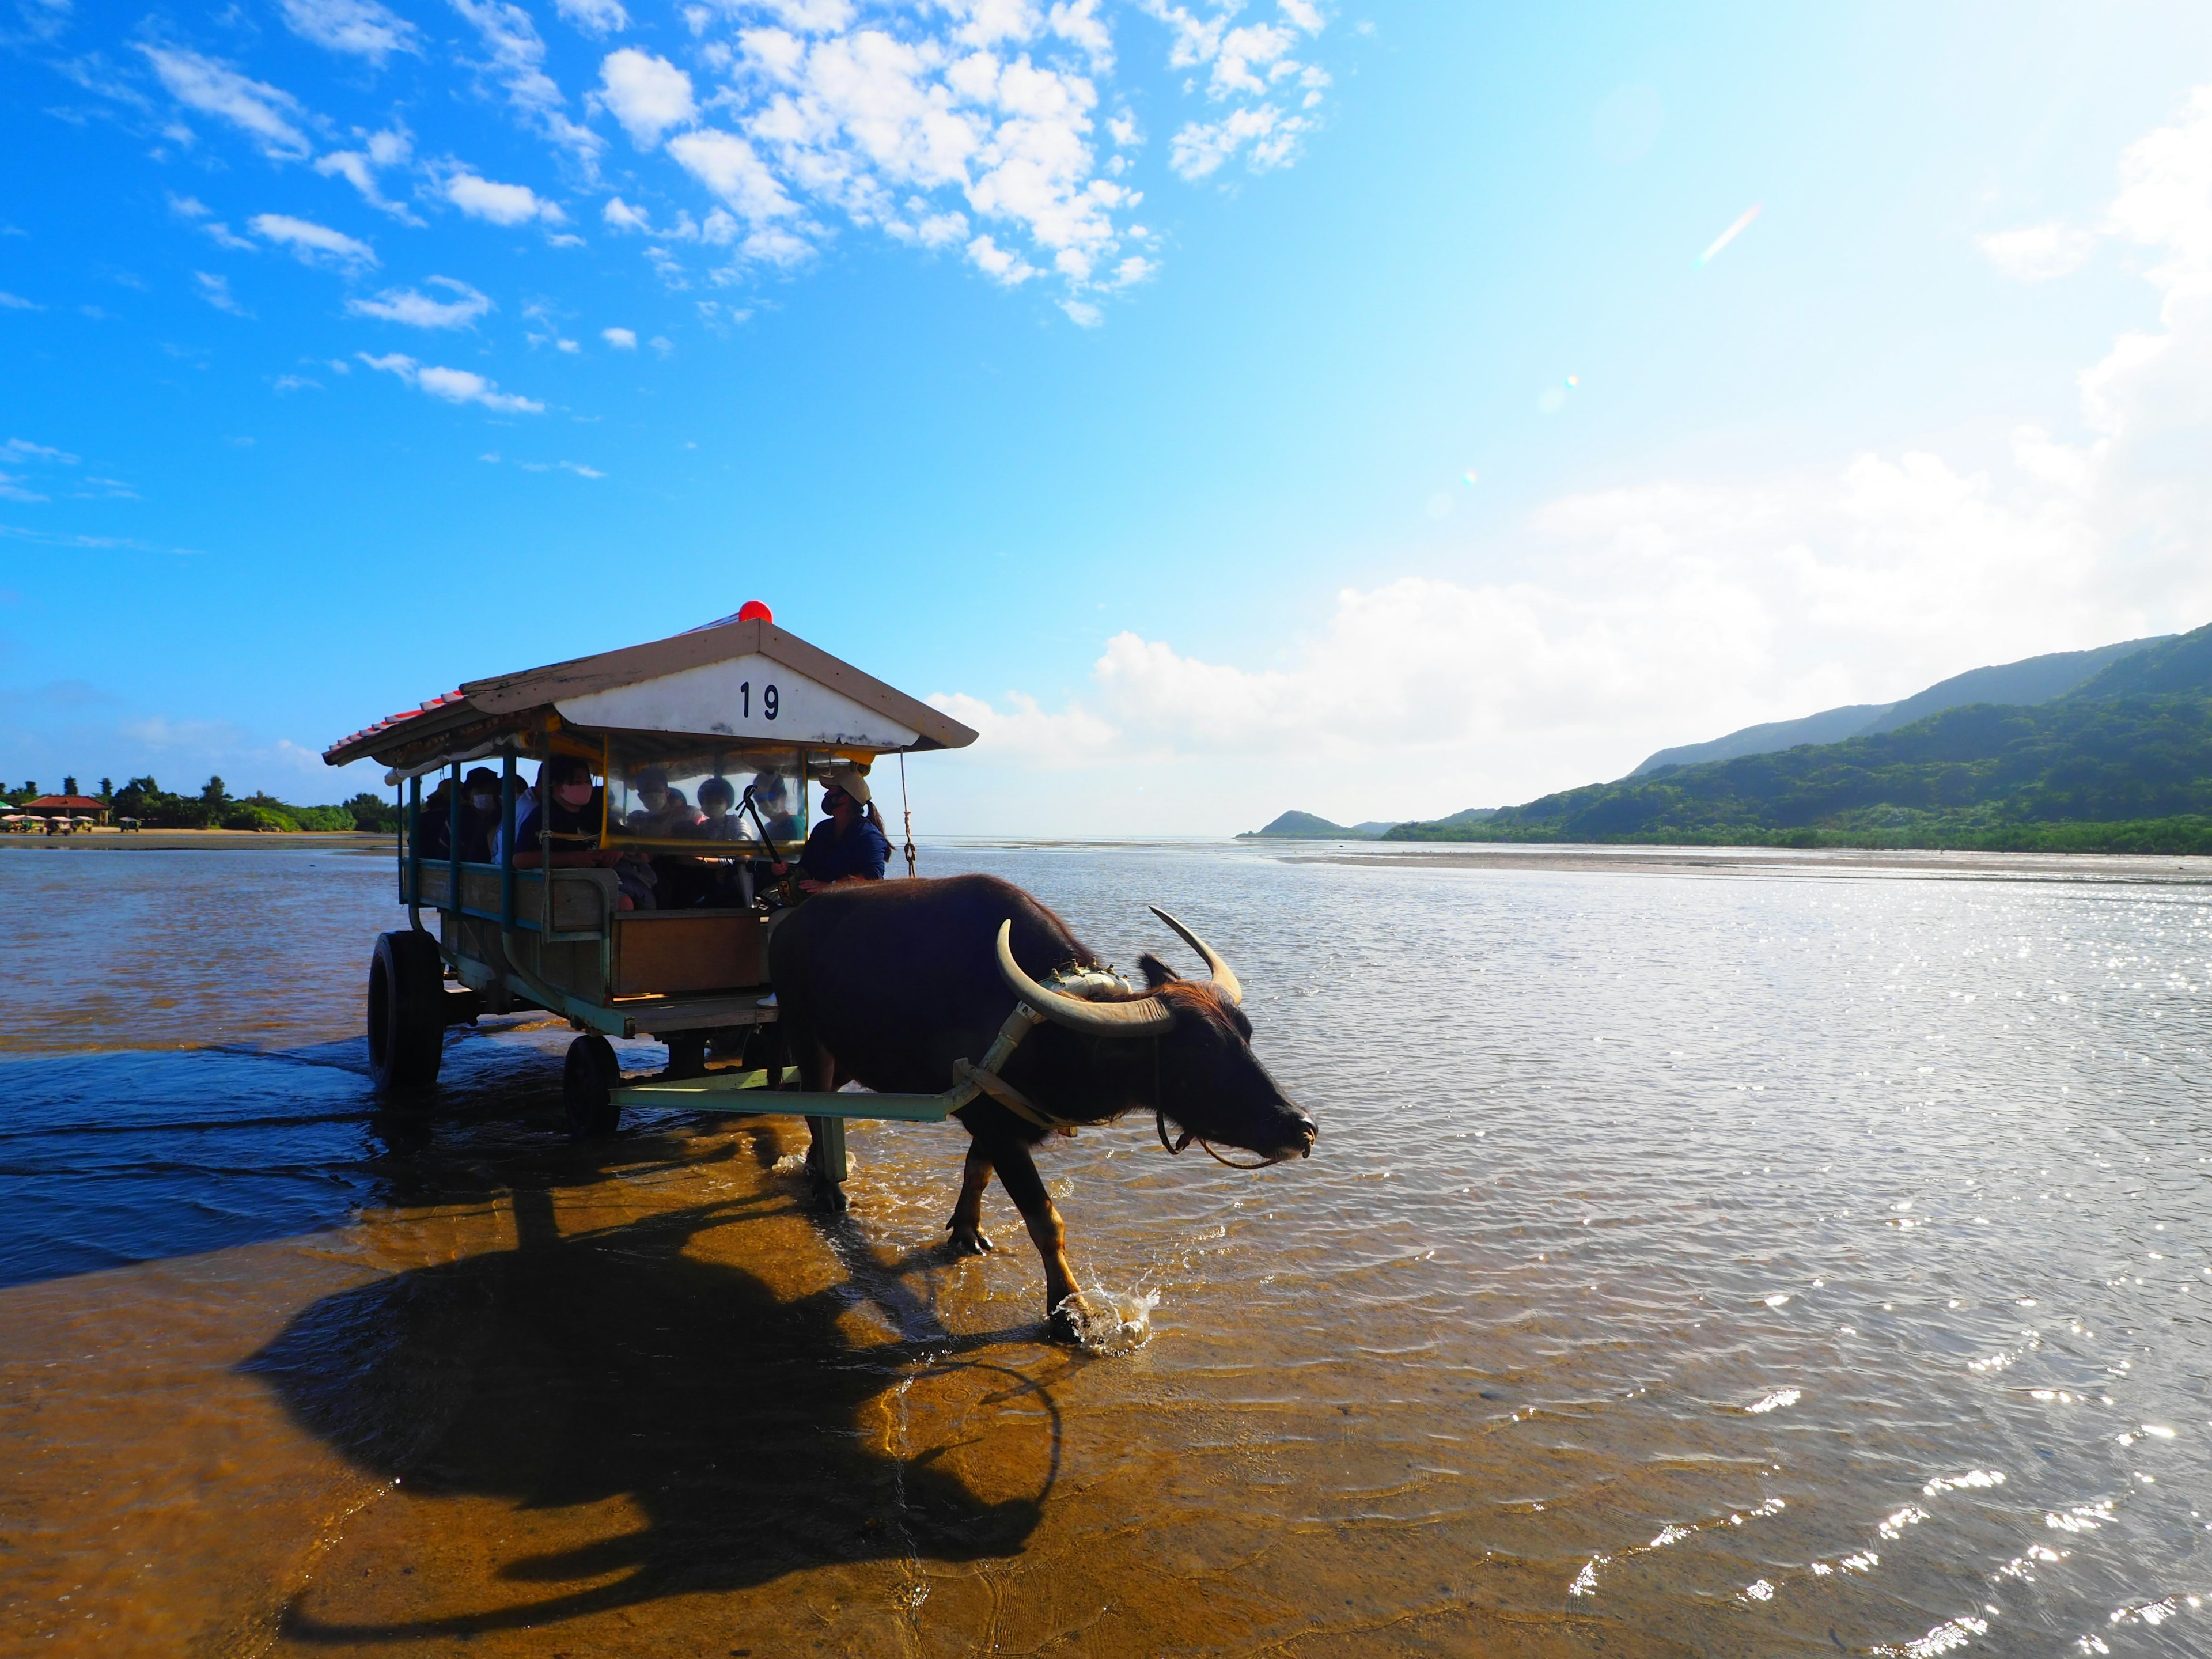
[1137, 952, 1181, 988]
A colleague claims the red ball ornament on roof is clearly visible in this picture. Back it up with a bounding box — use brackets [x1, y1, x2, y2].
[737, 599, 774, 623]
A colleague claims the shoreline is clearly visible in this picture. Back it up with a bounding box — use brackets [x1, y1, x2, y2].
[0, 830, 393, 853]
[1270, 838, 2212, 884]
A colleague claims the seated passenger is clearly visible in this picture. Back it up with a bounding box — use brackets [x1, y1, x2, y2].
[460, 767, 500, 862]
[792, 770, 889, 894]
[415, 775, 458, 860]
[692, 775, 744, 840]
[748, 771, 798, 847]
[626, 768, 702, 838]
[498, 755, 653, 911]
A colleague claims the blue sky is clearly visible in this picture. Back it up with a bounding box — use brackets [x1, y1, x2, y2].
[5, 0, 2211, 832]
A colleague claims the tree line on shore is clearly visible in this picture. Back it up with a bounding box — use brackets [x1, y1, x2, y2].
[2, 774, 397, 832]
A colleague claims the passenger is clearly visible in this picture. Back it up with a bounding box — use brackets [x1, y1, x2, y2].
[499, 755, 653, 911]
[693, 775, 743, 840]
[626, 768, 702, 838]
[748, 771, 798, 847]
[791, 770, 890, 894]
[460, 767, 500, 862]
[415, 769, 502, 861]
[415, 775, 458, 860]
[657, 775, 752, 908]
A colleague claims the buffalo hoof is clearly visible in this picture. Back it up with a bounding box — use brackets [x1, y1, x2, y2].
[1047, 1294, 1090, 1345]
[945, 1219, 994, 1255]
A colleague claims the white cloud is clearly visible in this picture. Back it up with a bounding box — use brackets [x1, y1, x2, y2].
[0, 291, 40, 310]
[277, 0, 421, 62]
[602, 325, 637, 347]
[1978, 221, 2097, 282]
[169, 191, 258, 247]
[315, 127, 419, 219]
[249, 212, 377, 267]
[967, 232, 1036, 284]
[1059, 296, 1100, 325]
[3, 439, 79, 464]
[668, 128, 798, 224]
[595, 48, 695, 148]
[347, 276, 494, 327]
[613, 0, 1327, 312]
[1169, 102, 1310, 180]
[357, 350, 545, 412]
[195, 271, 251, 314]
[555, 0, 629, 36]
[449, 0, 604, 161]
[0, 473, 49, 502]
[444, 171, 563, 225]
[137, 44, 314, 160]
[603, 195, 654, 231]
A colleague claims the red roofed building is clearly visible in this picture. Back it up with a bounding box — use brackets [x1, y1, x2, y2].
[21, 794, 110, 824]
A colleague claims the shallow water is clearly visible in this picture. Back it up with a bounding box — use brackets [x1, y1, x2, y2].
[2, 840, 2209, 1656]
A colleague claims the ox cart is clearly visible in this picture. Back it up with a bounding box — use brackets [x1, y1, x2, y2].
[324, 605, 995, 1203]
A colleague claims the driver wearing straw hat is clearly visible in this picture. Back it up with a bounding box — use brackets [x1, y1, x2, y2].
[789, 766, 891, 894]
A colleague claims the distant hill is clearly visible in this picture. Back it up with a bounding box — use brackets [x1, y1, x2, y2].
[1238, 810, 1400, 840]
[1389, 621, 2212, 854]
[1628, 635, 2173, 775]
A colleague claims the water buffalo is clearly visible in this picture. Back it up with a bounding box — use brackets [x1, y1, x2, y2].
[768, 873, 1316, 1338]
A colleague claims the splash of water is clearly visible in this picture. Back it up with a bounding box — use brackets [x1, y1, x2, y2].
[1060, 1286, 1160, 1355]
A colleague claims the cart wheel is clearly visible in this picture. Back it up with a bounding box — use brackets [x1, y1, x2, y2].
[563, 1035, 622, 1139]
[368, 930, 446, 1093]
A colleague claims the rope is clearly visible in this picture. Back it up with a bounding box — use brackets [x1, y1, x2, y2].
[898, 750, 917, 880]
[1150, 1038, 1288, 1168]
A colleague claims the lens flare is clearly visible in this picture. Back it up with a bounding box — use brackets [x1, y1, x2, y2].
[1696, 204, 1763, 267]
[1461, 469, 1480, 486]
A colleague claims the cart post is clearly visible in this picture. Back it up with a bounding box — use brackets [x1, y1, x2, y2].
[499, 753, 516, 933]
[406, 775, 422, 931]
[806, 1113, 849, 1185]
[446, 760, 461, 937]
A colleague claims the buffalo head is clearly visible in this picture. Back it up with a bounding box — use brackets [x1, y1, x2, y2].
[995, 909, 1318, 1164]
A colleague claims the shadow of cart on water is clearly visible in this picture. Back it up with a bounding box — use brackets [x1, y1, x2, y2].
[243, 1153, 1063, 1644]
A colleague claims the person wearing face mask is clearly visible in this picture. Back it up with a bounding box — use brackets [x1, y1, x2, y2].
[790, 768, 890, 895]
[459, 767, 501, 862]
[497, 755, 653, 911]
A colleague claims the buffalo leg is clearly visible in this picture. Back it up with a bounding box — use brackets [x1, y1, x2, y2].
[946, 1139, 995, 1255]
[984, 1135, 1086, 1339]
[786, 1018, 849, 1211]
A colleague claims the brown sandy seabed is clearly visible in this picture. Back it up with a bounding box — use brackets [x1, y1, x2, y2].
[0, 1098, 1717, 1659]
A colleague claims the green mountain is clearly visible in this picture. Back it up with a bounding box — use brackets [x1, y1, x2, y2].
[1238, 811, 1400, 839]
[1632, 704, 1892, 775]
[1389, 622, 2212, 854]
[1628, 635, 2172, 775]
[1856, 635, 2171, 734]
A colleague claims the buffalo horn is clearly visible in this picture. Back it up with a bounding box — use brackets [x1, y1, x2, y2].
[1147, 906, 1243, 1006]
[996, 921, 1176, 1035]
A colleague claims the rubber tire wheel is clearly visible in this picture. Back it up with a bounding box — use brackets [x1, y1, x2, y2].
[368, 930, 446, 1093]
[563, 1035, 622, 1138]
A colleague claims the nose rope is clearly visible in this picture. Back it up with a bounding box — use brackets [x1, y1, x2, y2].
[1150, 1037, 1288, 1169]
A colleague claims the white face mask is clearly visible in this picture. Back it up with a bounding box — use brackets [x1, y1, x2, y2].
[470, 793, 496, 812]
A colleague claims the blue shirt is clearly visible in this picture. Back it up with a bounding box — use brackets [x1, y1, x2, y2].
[799, 817, 889, 883]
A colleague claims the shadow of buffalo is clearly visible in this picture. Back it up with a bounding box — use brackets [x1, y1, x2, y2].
[243, 1180, 1051, 1643]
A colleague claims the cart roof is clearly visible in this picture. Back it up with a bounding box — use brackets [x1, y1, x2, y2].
[324, 613, 976, 772]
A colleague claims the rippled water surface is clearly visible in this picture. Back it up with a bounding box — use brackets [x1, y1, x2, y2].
[2, 840, 2209, 1656]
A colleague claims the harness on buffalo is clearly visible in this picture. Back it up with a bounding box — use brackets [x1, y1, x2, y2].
[942, 964, 1132, 1138]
